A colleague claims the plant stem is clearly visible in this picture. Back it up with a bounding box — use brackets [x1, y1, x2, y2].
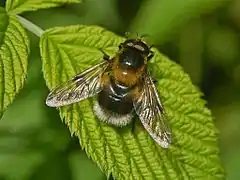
[17, 15, 44, 37]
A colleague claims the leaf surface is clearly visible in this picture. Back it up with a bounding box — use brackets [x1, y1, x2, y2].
[40, 25, 225, 179]
[0, 7, 29, 119]
[6, 0, 81, 14]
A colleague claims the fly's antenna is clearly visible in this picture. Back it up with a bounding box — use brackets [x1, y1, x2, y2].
[136, 33, 149, 42]
[124, 32, 131, 39]
[124, 32, 140, 40]
[124, 32, 151, 41]
[124, 32, 149, 40]
[139, 33, 149, 39]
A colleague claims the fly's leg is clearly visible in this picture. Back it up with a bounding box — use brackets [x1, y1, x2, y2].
[103, 53, 110, 61]
[152, 78, 158, 84]
[100, 49, 111, 62]
[131, 117, 137, 133]
[147, 50, 154, 61]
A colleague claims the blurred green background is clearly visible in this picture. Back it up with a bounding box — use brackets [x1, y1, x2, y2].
[0, 0, 239, 179]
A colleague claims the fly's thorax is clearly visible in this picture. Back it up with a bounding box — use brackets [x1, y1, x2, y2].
[118, 48, 146, 70]
[112, 68, 139, 87]
[112, 53, 146, 87]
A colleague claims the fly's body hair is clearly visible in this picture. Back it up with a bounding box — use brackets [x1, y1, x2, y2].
[93, 101, 133, 126]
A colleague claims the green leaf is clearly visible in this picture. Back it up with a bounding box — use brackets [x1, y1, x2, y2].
[0, 7, 29, 119]
[6, 0, 81, 14]
[40, 25, 225, 179]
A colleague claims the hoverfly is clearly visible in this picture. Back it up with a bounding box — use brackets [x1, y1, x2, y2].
[46, 38, 171, 148]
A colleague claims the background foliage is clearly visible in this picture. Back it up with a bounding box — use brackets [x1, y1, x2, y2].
[0, 0, 239, 179]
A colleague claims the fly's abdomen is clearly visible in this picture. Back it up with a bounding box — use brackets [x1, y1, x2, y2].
[98, 79, 133, 114]
[94, 78, 134, 126]
[98, 88, 133, 115]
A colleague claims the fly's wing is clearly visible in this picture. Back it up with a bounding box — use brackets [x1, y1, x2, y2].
[133, 71, 171, 148]
[46, 61, 109, 107]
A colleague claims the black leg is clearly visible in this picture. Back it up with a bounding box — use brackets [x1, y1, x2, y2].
[103, 53, 110, 61]
[131, 118, 136, 133]
[147, 51, 154, 61]
[118, 43, 123, 49]
[100, 50, 110, 61]
[152, 78, 158, 84]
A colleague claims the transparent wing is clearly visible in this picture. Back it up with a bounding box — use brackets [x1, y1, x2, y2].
[46, 61, 109, 107]
[133, 71, 172, 148]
